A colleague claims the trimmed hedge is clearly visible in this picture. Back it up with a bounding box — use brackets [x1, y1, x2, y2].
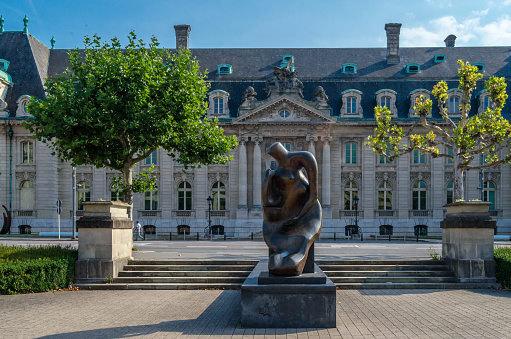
[0, 245, 78, 295]
[494, 247, 511, 290]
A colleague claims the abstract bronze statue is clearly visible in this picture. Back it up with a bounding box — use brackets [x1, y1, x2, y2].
[262, 142, 322, 276]
[0, 205, 12, 234]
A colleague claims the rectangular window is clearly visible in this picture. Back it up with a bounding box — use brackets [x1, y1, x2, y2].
[484, 96, 491, 111]
[345, 142, 357, 164]
[347, 97, 357, 114]
[447, 147, 453, 164]
[378, 191, 392, 210]
[145, 191, 158, 210]
[22, 142, 34, 164]
[449, 96, 460, 113]
[145, 150, 157, 165]
[380, 96, 391, 109]
[214, 98, 224, 114]
[413, 150, 426, 164]
[412, 191, 427, 210]
[178, 191, 192, 210]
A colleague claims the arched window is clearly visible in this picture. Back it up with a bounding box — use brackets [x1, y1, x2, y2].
[380, 225, 393, 236]
[483, 181, 496, 211]
[446, 181, 454, 204]
[343, 181, 358, 210]
[211, 181, 226, 210]
[376, 89, 397, 116]
[145, 190, 158, 210]
[21, 141, 33, 164]
[412, 181, 427, 210]
[77, 181, 91, 210]
[378, 181, 392, 210]
[207, 90, 230, 117]
[19, 180, 35, 210]
[414, 225, 428, 236]
[340, 89, 363, 117]
[110, 183, 124, 202]
[178, 181, 192, 210]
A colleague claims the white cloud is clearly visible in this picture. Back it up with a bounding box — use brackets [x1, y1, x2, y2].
[401, 15, 511, 46]
[472, 8, 489, 16]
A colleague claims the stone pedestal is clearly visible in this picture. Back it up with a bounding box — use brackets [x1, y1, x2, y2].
[241, 261, 336, 328]
[441, 202, 496, 283]
[75, 201, 133, 283]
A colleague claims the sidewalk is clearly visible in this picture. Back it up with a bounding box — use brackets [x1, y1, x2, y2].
[1, 288, 510, 338]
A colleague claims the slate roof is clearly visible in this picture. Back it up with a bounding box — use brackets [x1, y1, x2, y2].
[1, 31, 510, 119]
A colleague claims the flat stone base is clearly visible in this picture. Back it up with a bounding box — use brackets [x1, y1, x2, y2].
[445, 258, 496, 283]
[75, 257, 130, 283]
[241, 261, 336, 328]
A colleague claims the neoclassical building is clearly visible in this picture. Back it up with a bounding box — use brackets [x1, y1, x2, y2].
[1, 20, 510, 237]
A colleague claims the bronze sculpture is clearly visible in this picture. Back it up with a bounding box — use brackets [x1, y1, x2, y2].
[262, 142, 322, 276]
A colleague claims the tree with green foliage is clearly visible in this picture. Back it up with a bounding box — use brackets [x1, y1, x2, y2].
[25, 32, 237, 216]
[366, 60, 509, 201]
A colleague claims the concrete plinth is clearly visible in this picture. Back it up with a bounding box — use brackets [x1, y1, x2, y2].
[441, 202, 496, 283]
[75, 201, 133, 283]
[241, 261, 336, 328]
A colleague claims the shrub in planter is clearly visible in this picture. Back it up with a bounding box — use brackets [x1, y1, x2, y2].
[494, 247, 511, 289]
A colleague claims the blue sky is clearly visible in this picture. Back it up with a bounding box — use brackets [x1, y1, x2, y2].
[2, 0, 511, 49]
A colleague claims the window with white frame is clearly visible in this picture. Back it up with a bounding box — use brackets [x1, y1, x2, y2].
[345, 142, 357, 164]
[412, 150, 426, 164]
[19, 180, 35, 210]
[207, 90, 230, 117]
[477, 90, 492, 114]
[378, 180, 393, 210]
[145, 190, 158, 210]
[379, 143, 392, 164]
[340, 89, 363, 117]
[409, 89, 431, 117]
[343, 181, 359, 210]
[447, 89, 463, 115]
[447, 147, 453, 164]
[376, 89, 397, 116]
[145, 150, 157, 165]
[178, 181, 192, 210]
[412, 181, 427, 210]
[211, 181, 226, 210]
[77, 181, 91, 210]
[21, 141, 33, 164]
[483, 181, 496, 211]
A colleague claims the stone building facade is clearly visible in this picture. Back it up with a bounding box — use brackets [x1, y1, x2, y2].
[0, 21, 510, 237]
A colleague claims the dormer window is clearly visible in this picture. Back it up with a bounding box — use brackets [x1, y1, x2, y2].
[447, 89, 463, 115]
[0, 59, 9, 71]
[375, 89, 397, 117]
[409, 89, 431, 117]
[207, 90, 230, 117]
[473, 62, 484, 73]
[217, 64, 232, 75]
[16, 95, 32, 117]
[340, 89, 363, 118]
[405, 63, 420, 73]
[342, 63, 357, 74]
[434, 54, 445, 63]
[477, 89, 492, 114]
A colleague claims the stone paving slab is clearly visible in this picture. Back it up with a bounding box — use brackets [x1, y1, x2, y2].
[1, 289, 510, 338]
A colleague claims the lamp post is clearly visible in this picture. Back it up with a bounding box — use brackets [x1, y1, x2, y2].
[72, 167, 76, 239]
[353, 195, 359, 235]
[207, 196, 213, 241]
[7, 123, 13, 235]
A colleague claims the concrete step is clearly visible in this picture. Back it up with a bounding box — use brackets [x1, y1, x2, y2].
[329, 276, 459, 284]
[118, 270, 251, 278]
[124, 264, 256, 271]
[76, 282, 243, 290]
[323, 270, 455, 277]
[317, 260, 446, 265]
[319, 264, 449, 271]
[113, 276, 246, 284]
[128, 259, 259, 266]
[335, 282, 500, 289]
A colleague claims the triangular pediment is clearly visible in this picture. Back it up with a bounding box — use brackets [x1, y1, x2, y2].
[232, 95, 336, 124]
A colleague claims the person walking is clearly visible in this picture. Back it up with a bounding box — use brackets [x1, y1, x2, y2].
[134, 221, 143, 241]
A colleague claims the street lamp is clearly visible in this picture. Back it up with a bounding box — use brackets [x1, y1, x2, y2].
[207, 196, 213, 241]
[353, 195, 359, 235]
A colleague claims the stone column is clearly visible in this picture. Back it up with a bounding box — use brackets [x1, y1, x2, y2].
[252, 136, 262, 209]
[75, 201, 133, 283]
[237, 138, 248, 219]
[322, 137, 332, 218]
[307, 135, 317, 156]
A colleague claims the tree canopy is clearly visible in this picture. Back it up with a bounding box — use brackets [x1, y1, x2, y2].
[25, 32, 237, 213]
[366, 60, 509, 201]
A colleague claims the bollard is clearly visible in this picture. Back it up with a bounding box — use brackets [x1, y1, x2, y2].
[251, 232, 254, 241]
[224, 233, 226, 241]
[334, 232, 336, 241]
[361, 233, 364, 241]
[389, 234, 391, 242]
[197, 232, 199, 241]
[416, 234, 419, 242]
[170, 232, 172, 241]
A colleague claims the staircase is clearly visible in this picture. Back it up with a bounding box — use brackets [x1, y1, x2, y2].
[317, 259, 496, 289]
[78, 259, 258, 290]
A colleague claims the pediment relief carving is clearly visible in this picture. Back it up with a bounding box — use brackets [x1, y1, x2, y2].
[233, 96, 335, 125]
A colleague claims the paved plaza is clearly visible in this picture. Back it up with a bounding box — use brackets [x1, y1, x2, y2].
[1, 288, 510, 339]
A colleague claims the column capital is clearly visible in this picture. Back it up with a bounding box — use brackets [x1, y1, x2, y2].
[251, 135, 263, 144]
[238, 136, 249, 145]
[322, 135, 332, 144]
[306, 134, 318, 143]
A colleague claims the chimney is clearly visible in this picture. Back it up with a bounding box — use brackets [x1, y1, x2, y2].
[385, 23, 402, 65]
[444, 34, 456, 48]
[174, 24, 191, 50]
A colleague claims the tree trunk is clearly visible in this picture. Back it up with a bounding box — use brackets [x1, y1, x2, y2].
[453, 155, 465, 202]
[121, 164, 134, 219]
